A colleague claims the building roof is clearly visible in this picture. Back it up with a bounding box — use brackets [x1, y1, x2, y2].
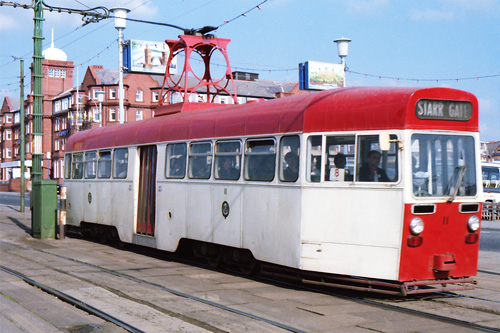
[90, 68, 296, 98]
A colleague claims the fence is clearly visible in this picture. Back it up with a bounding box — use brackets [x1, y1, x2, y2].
[482, 202, 500, 221]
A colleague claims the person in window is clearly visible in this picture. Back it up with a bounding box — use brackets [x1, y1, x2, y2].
[191, 157, 210, 179]
[334, 153, 352, 181]
[358, 150, 389, 182]
[218, 156, 239, 180]
[169, 157, 185, 177]
[116, 159, 128, 178]
[283, 152, 299, 181]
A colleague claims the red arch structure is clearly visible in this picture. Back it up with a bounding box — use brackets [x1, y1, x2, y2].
[157, 35, 238, 116]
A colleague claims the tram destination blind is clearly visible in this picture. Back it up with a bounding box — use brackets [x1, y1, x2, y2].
[415, 99, 472, 121]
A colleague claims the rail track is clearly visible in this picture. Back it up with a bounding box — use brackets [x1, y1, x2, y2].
[2, 239, 499, 332]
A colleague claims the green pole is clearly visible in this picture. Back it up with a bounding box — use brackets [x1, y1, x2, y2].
[32, 0, 44, 181]
[20, 60, 26, 212]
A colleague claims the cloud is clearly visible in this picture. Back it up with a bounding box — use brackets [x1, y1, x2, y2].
[345, 0, 389, 12]
[409, 0, 499, 21]
[409, 8, 454, 21]
[0, 14, 16, 30]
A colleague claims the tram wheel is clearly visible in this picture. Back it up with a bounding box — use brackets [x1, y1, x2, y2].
[239, 261, 256, 275]
[208, 257, 222, 268]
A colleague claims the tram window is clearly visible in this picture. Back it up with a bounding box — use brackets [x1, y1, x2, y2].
[215, 140, 241, 180]
[306, 136, 322, 182]
[357, 135, 398, 182]
[98, 151, 112, 179]
[166, 143, 187, 179]
[64, 154, 72, 179]
[84, 151, 97, 179]
[188, 142, 212, 179]
[72, 153, 83, 179]
[411, 134, 476, 197]
[279, 135, 300, 182]
[244, 138, 276, 181]
[325, 136, 355, 182]
[113, 148, 128, 179]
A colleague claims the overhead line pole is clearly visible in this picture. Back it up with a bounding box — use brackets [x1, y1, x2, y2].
[32, 0, 44, 182]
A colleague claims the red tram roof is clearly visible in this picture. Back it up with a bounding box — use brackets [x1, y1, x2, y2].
[66, 87, 478, 152]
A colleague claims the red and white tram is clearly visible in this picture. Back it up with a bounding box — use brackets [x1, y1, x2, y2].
[64, 87, 482, 295]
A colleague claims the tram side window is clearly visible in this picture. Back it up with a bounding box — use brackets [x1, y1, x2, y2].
[84, 151, 97, 179]
[98, 151, 111, 179]
[244, 138, 276, 182]
[215, 140, 241, 180]
[357, 135, 398, 182]
[279, 135, 300, 182]
[72, 153, 83, 179]
[166, 143, 187, 179]
[64, 154, 72, 179]
[113, 148, 128, 179]
[189, 142, 212, 179]
[325, 136, 355, 182]
[306, 136, 322, 182]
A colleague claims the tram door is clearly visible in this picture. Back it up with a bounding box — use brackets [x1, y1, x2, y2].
[137, 145, 157, 236]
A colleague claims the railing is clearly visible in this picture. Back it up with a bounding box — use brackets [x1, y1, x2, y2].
[482, 202, 500, 221]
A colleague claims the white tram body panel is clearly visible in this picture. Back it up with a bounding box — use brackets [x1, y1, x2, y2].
[64, 87, 481, 286]
[300, 187, 404, 280]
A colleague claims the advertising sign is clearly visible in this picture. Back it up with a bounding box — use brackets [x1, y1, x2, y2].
[299, 61, 344, 90]
[123, 40, 177, 74]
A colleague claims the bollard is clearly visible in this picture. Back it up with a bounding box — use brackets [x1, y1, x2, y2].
[59, 186, 66, 240]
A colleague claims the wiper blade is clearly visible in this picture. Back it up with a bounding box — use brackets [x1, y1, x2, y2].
[447, 166, 466, 203]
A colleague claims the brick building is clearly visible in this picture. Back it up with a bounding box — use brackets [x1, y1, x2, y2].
[1, 43, 303, 190]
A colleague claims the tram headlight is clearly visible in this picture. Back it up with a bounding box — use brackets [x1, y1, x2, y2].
[409, 217, 424, 235]
[467, 215, 480, 232]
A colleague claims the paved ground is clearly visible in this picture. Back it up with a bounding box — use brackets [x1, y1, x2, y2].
[1, 196, 499, 332]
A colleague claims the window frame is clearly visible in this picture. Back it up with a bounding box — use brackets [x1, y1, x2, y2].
[84, 151, 97, 179]
[214, 140, 241, 181]
[279, 135, 300, 182]
[188, 141, 213, 180]
[98, 150, 112, 179]
[244, 138, 276, 182]
[113, 148, 129, 179]
[165, 143, 187, 179]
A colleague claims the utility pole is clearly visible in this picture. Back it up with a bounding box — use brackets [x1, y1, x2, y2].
[32, 0, 43, 181]
[20, 59, 25, 212]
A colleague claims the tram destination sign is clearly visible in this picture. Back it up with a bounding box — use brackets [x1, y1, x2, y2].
[416, 99, 472, 121]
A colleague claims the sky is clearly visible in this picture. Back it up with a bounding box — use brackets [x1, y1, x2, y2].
[0, 0, 498, 141]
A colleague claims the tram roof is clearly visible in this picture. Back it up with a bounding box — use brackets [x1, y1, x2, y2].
[66, 87, 478, 152]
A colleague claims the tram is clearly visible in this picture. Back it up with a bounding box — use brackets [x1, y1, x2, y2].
[64, 86, 482, 295]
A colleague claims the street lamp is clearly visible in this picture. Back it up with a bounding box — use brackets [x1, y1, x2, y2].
[95, 90, 104, 127]
[334, 37, 351, 87]
[110, 7, 129, 124]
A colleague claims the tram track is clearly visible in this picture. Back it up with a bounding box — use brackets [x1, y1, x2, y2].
[0, 265, 144, 333]
[255, 276, 500, 333]
[2, 239, 499, 332]
[0, 240, 306, 333]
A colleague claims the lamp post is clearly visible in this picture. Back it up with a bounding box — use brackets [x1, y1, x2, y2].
[95, 90, 105, 126]
[334, 37, 351, 87]
[110, 7, 129, 124]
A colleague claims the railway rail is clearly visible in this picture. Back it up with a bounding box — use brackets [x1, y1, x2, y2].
[1, 239, 499, 332]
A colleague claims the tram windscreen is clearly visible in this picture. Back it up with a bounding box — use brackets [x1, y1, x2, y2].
[411, 134, 477, 198]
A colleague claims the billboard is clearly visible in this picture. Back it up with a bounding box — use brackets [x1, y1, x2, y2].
[299, 61, 344, 90]
[123, 39, 177, 74]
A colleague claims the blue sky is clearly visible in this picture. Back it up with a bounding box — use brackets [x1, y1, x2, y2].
[1, 0, 498, 140]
